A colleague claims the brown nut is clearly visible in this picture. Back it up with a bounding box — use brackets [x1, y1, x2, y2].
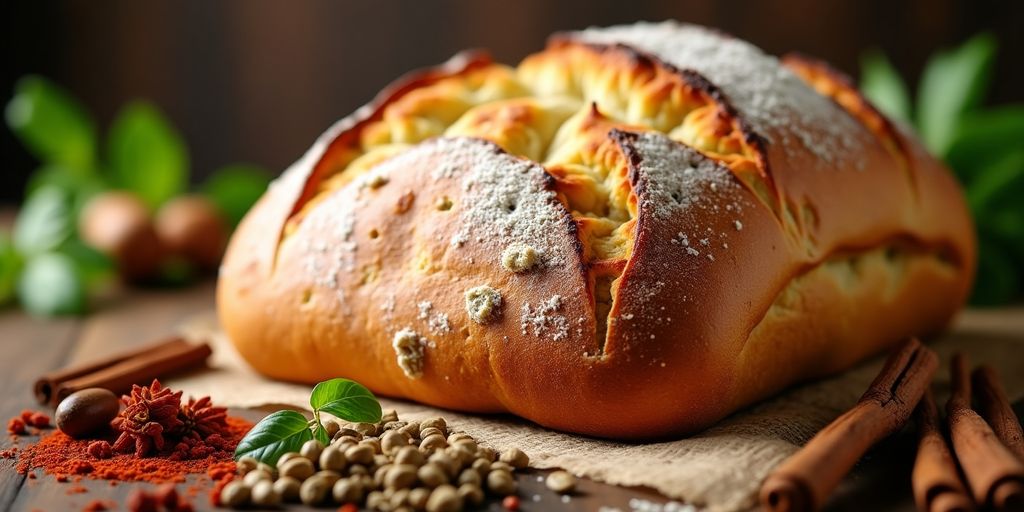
[352, 422, 378, 436]
[426, 484, 462, 512]
[334, 427, 363, 441]
[395, 446, 425, 466]
[499, 448, 529, 469]
[250, 479, 281, 507]
[277, 452, 302, 467]
[471, 459, 491, 476]
[220, 481, 251, 508]
[333, 478, 364, 503]
[419, 427, 444, 440]
[382, 430, 411, 454]
[417, 463, 449, 488]
[79, 191, 163, 282]
[457, 468, 481, 486]
[545, 470, 577, 494]
[320, 445, 347, 472]
[316, 470, 343, 487]
[420, 434, 448, 452]
[273, 476, 301, 502]
[235, 456, 258, 476]
[420, 418, 447, 435]
[476, 446, 496, 462]
[54, 388, 120, 439]
[409, 487, 431, 510]
[242, 468, 272, 486]
[381, 409, 400, 423]
[346, 444, 376, 465]
[299, 475, 331, 505]
[324, 419, 341, 438]
[486, 469, 517, 496]
[360, 437, 383, 454]
[399, 421, 421, 439]
[154, 194, 228, 270]
[299, 439, 324, 462]
[457, 483, 484, 506]
[385, 464, 419, 490]
[279, 457, 315, 481]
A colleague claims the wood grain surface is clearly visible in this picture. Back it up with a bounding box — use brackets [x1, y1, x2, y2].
[0, 282, 1019, 511]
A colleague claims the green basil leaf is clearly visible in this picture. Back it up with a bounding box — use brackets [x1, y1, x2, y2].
[234, 410, 313, 466]
[946, 105, 1024, 181]
[17, 252, 86, 316]
[0, 233, 22, 305]
[310, 378, 382, 423]
[859, 49, 912, 124]
[917, 33, 997, 156]
[970, 236, 1020, 306]
[313, 420, 331, 445]
[13, 186, 73, 256]
[968, 151, 1024, 257]
[107, 101, 188, 208]
[201, 164, 272, 226]
[4, 76, 97, 172]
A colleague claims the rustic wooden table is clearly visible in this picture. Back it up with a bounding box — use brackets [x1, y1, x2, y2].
[1, 281, 1016, 511]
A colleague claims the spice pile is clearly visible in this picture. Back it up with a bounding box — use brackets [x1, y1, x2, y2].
[217, 411, 567, 511]
[12, 380, 251, 485]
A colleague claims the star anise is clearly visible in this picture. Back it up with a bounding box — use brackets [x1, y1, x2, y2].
[111, 379, 183, 457]
[176, 395, 228, 441]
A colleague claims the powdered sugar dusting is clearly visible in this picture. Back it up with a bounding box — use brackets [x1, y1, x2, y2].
[575, 21, 860, 166]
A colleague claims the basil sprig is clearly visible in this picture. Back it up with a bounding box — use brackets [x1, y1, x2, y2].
[235, 378, 382, 465]
[861, 33, 1024, 305]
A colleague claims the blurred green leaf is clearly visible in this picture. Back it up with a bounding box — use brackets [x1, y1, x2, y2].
[0, 232, 22, 305]
[968, 151, 1024, 256]
[17, 252, 86, 316]
[60, 238, 115, 291]
[4, 76, 97, 172]
[107, 101, 188, 208]
[26, 164, 108, 216]
[13, 186, 73, 256]
[859, 50, 912, 124]
[201, 164, 272, 226]
[917, 33, 997, 156]
[970, 236, 1020, 306]
[946, 105, 1024, 182]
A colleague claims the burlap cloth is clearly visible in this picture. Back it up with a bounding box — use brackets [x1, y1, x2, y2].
[168, 309, 1024, 512]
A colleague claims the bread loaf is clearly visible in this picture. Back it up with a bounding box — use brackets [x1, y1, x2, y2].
[217, 22, 974, 438]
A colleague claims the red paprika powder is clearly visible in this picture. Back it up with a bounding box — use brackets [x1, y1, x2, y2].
[15, 416, 250, 483]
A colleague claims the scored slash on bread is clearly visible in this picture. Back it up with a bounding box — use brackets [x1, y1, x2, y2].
[217, 21, 975, 438]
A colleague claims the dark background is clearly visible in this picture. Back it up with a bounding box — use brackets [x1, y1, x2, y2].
[3, 0, 1022, 204]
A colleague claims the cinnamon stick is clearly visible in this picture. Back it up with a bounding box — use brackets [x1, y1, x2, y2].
[972, 365, 1024, 462]
[912, 391, 975, 512]
[760, 338, 938, 512]
[34, 337, 211, 406]
[946, 353, 1024, 512]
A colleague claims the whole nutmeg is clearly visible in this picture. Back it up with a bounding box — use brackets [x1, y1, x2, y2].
[79, 191, 163, 281]
[55, 388, 120, 439]
[154, 195, 228, 270]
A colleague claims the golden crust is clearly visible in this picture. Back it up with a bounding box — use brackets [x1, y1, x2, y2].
[218, 22, 974, 438]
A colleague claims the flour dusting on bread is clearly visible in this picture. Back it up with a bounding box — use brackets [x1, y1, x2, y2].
[520, 295, 569, 341]
[576, 21, 859, 166]
[448, 138, 571, 269]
